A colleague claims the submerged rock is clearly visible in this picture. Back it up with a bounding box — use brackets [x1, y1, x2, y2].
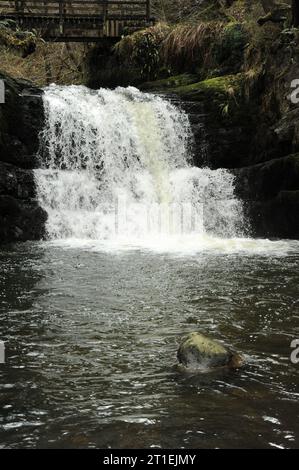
[177, 332, 243, 371]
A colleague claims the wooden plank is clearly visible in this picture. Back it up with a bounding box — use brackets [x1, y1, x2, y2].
[0, 1, 148, 6]
[0, 13, 150, 20]
[0, 0, 154, 41]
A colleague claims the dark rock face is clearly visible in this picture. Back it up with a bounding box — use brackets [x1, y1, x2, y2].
[0, 72, 47, 244]
[235, 155, 299, 238]
[152, 74, 256, 170]
[180, 98, 254, 169]
[231, 32, 299, 239]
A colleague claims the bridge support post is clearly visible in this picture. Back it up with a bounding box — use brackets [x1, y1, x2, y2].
[103, 1, 108, 37]
[14, 1, 24, 27]
[146, 0, 151, 22]
[59, 0, 65, 36]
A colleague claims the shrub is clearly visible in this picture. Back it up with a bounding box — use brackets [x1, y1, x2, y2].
[114, 23, 170, 80]
[213, 22, 248, 72]
[0, 21, 39, 57]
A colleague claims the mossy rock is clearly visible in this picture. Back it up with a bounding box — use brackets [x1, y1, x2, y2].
[170, 73, 244, 102]
[151, 73, 253, 127]
[177, 332, 243, 371]
[141, 72, 256, 168]
[141, 73, 247, 122]
[0, 71, 43, 167]
[141, 73, 199, 91]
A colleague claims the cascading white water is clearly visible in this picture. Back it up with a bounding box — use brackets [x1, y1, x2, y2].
[34, 85, 246, 250]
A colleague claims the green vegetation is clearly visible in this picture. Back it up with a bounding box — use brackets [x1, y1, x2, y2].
[142, 73, 248, 126]
[141, 73, 199, 90]
[0, 20, 38, 57]
[0, 0, 296, 88]
[114, 23, 170, 81]
[142, 73, 243, 101]
[111, 1, 288, 86]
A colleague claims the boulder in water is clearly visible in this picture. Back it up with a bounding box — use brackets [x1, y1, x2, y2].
[177, 332, 243, 371]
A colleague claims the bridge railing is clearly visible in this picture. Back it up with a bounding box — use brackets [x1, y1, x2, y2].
[0, 1, 151, 21]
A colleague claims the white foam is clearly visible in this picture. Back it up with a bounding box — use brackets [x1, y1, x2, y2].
[40, 235, 298, 257]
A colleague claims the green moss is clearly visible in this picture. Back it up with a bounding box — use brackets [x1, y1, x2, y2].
[141, 73, 199, 91]
[142, 73, 244, 98]
[178, 332, 244, 370]
[181, 332, 228, 357]
[177, 332, 231, 369]
[172, 73, 244, 97]
[142, 73, 248, 125]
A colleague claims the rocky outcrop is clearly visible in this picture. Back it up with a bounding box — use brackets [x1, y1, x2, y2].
[142, 73, 256, 169]
[235, 154, 299, 238]
[232, 29, 299, 238]
[0, 72, 47, 243]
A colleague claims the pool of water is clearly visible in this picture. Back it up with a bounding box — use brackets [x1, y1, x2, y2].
[0, 240, 299, 449]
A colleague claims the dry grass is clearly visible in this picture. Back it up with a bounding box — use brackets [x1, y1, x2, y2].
[0, 41, 87, 86]
[161, 21, 225, 71]
[151, 0, 226, 23]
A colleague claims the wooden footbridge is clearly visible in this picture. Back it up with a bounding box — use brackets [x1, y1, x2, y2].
[0, 0, 153, 41]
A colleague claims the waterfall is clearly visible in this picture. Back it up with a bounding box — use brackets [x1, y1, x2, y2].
[34, 85, 246, 248]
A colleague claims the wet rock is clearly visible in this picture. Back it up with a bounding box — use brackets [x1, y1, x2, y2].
[141, 73, 256, 169]
[177, 332, 243, 371]
[0, 195, 47, 242]
[0, 72, 46, 244]
[234, 154, 299, 238]
[0, 72, 44, 168]
[0, 161, 36, 199]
